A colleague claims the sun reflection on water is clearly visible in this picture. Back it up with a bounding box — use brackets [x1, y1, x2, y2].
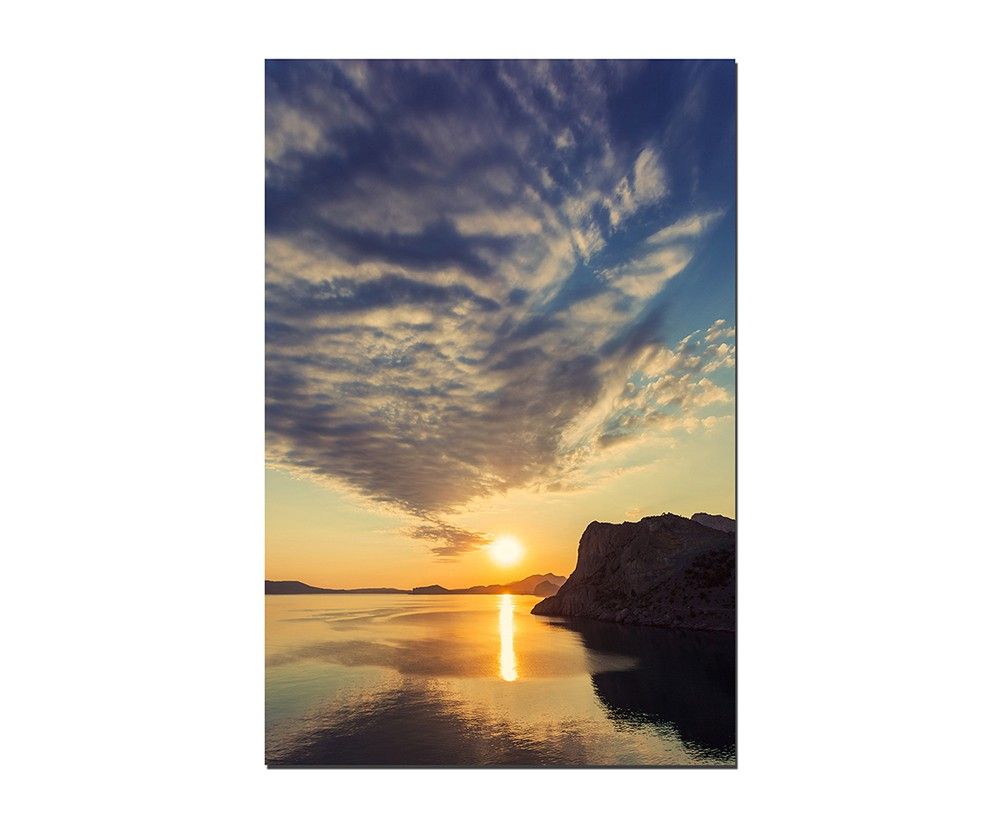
[498, 594, 518, 681]
[266, 594, 736, 765]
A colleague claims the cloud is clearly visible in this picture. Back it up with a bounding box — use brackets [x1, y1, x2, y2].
[569, 332, 736, 454]
[689, 377, 731, 407]
[605, 146, 668, 228]
[633, 147, 668, 204]
[704, 318, 735, 343]
[598, 246, 693, 299]
[265, 60, 734, 557]
[701, 414, 733, 430]
[406, 520, 489, 560]
[597, 207, 727, 300]
[647, 210, 724, 245]
[701, 334, 736, 372]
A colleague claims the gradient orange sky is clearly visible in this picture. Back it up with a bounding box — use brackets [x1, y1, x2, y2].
[266, 418, 734, 588]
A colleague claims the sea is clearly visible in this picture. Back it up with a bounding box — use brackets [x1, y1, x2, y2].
[265, 593, 735, 767]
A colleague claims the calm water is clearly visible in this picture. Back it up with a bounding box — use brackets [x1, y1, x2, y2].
[266, 593, 735, 766]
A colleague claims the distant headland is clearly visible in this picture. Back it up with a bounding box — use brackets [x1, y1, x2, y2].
[265, 572, 566, 597]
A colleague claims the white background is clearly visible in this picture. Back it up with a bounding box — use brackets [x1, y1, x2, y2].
[3, 1, 998, 820]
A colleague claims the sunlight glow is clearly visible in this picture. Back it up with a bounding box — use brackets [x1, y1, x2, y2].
[499, 594, 518, 682]
[488, 535, 525, 567]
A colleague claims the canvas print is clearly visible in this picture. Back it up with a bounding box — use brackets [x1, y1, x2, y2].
[265, 59, 736, 767]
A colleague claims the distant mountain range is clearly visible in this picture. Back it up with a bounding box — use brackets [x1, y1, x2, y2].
[265, 573, 566, 597]
[412, 573, 566, 596]
[263, 581, 407, 595]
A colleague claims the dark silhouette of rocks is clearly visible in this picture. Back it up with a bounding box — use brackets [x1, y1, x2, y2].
[691, 513, 736, 533]
[410, 584, 451, 594]
[531, 513, 735, 631]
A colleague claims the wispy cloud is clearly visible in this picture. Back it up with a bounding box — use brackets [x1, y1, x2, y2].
[647, 210, 725, 244]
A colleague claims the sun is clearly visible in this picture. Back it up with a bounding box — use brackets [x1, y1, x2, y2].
[487, 535, 525, 567]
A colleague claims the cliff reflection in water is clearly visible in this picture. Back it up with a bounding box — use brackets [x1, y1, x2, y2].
[546, 618, 736, 759]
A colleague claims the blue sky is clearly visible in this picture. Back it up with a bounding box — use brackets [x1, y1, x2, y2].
[266, 60, 735, 565]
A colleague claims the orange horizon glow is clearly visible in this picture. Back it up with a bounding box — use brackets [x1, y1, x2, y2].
[265, 416, 734, 590]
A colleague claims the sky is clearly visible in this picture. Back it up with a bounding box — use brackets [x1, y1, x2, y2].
[265, 60, 735, 589]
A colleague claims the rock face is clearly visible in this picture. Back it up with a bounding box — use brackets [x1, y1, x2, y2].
[691, 513, 736, 534]
[531, 513, 735, 631]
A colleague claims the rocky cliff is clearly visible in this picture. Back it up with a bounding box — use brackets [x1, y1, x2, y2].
[530, 513, 735, 631]
[691, 513, 736, 534]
